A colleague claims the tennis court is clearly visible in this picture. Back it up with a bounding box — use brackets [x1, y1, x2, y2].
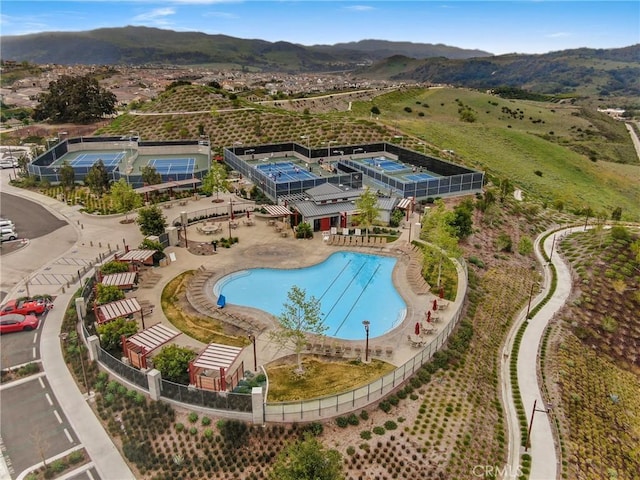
[405, 172, 434, 181]
[362, 157, 408, 172]
[147, 158, 195, 175]
[256, 161, 318, 182]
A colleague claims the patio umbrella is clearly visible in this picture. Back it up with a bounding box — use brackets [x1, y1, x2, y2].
[426, 310, 431, 322]
[439, 286, 444, 299]
[246, 210, 250, 219]
[433, 299, 438, 311]
[415, 322, 420, 335]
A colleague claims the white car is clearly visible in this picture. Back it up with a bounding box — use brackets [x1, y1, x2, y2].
[0, 158, 17, 169]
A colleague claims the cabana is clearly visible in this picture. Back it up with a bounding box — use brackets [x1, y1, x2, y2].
[116, 249, 156, 266]
[95, 297, 141, 325]
[99, 271, 138, 290]
[188, 343, 244, 391]
[134, 178, 202, 203]
[122, 323, 181, 369]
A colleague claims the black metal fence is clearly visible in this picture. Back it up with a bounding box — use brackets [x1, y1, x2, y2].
[160, 379, 253, 412]
[97, 348, 149, 390]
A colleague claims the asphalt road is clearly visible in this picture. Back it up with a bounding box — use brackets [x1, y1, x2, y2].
[0, 191, 67, 240]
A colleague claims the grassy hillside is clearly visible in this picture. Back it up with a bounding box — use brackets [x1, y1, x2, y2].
[350, 87, 640, 219]
[100, 84, 639, 220]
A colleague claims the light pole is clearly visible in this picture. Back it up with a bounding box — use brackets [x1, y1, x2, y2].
[301, 135, 311, 158]
[200, 135, 211, 166]
[525, 399, 552, 452]
[362, 320, 370, 363]
[228, 198, 234, 241]
[52, 167, 59, 184]
[326, 140, 336, 157]
[248, 333, 257, 371]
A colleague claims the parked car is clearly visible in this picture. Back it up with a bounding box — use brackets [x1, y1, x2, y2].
[0, 228, 17, 242]
[0, 297, 52, 316]
[0, 219, 15, 229]
[0, 159, 16, 169]
[0, 313, 40, 334]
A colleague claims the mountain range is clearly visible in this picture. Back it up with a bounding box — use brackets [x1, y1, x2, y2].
[1, 26, 638, 97]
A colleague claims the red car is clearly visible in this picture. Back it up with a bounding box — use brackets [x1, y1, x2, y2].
[0, 313, 40, 334]
[0, 298, 51, 316]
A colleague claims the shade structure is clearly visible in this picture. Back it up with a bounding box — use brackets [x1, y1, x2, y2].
[264, 205, 292, 217]
[415, 322, 420, 335]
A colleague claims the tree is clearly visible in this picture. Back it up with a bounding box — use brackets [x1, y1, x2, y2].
[269, 286, 326, 373]
[95, 284, 125, 306]
[268, 433, 344, 480]
[100, 261, 130, 275]
[84, 159, 110, 196]
[153, 344, 196, 384]
[202, 162, 227, 201]
[611, 206, 623, 221]
[295, 222, 313, 239]
[451, 199, 474, 240]
[371, 106, 380, 115]
[34, 74, 116, 123]
[59, 161, 75, 199]
[140, 165, 162, 186]
[97, 318, 138, 354]
[139, 238, 166, 264]
[354, 187, 380, 240]
[421, 200, 461, 287]
[110, 179, 142, 221]
[136, 205, 167, 236]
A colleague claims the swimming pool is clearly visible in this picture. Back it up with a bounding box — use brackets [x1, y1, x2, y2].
[213, 252, 406, 340]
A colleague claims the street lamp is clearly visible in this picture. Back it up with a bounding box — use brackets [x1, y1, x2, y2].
[228, 198, 234, 241]
[300, 135, 311, 158]
[52, 167, 59, 184]
[362, 320, 370, 363]
[248, 333, 258, 371]
[525, 399, 552, 452]
[326, 140, 336, 157]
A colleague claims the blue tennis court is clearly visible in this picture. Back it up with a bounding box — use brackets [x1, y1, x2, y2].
[147, 158, 195, 174]
[70, 153, 124, 167]
[405, 173, 434, 181]
[362, 157, 407, 172]
[256, 161, 318, 182]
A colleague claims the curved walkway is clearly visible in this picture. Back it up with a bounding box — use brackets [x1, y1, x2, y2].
[502, 225, 585, 480]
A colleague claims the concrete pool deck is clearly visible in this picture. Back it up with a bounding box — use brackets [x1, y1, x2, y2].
[132, 192, 463, 371]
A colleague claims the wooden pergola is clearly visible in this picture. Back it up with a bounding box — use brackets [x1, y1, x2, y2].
[188, 343, 244, 391]
[95, 297, 141, 325]
[122, 323, 181, 369]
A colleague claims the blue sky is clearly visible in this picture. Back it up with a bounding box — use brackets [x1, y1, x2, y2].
[1, 1, 638, 55]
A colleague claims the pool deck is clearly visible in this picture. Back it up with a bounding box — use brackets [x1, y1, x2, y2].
[133, 192, 463, 371]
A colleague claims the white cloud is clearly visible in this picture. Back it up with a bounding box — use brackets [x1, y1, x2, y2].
[344, 5, 375, 12]
[202, 11, 238, 19]
[132, 7, 176, 22]
[546, 32, 571, 38]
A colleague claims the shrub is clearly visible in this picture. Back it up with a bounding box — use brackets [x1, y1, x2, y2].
[188, 412, 199, 423]
[384, 420, 398, 430]
[372, 426, 386, 435]
[347, 413, 360, 426]
[360, 430, 372, 440]
[336, 416, 349, 428]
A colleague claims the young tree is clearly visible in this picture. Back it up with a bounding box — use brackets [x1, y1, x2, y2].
[110, 179, 142, 221]
[140, 165, 162, 186]
[421, 200, 461, 287]
[451, 199, 474, 240]
[95, 284, 125, 305]
[269, 286, 326, 373]
[268, 433, 344, 480]
[153, 344, 196, 384]
[202, 162, 227, 201]
[97, 318, 138, 353]
[34, 74, 117, 123]
[354, 187, 380, 240]
[84, 159, 110, 196]
[59, 161, 75, 199]
[136, 205, 167, 236]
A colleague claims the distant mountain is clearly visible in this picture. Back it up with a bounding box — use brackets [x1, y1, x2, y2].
[0, 26, 492, 71]
[362, 45, 640, 97]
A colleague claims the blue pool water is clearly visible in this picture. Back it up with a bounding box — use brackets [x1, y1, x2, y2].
[213, 252, 406, 340]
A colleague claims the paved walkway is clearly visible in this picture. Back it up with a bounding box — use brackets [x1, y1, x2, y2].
[503, 226, 585, 480]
